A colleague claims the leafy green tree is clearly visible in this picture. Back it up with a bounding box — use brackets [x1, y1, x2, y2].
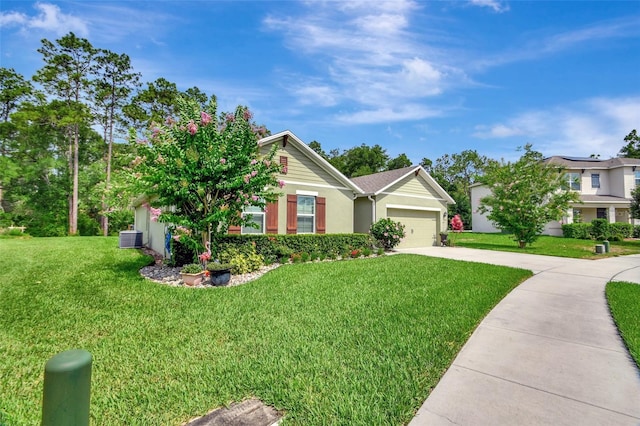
[329, 143, 389, 177]
[478, 145, 580, 247]
[130, 96, 284, 260]
[631, 186, 640, 220]
[308, 140, 328, 160]
[0, 68, 36, 210]
[123, 77, 182, 131]
[386, 153, 412, 171]
[422, 150, 492, 229]
[619, 129, 640, 158]
[93, 49, 140, 235]
[34, 32, 97, 235]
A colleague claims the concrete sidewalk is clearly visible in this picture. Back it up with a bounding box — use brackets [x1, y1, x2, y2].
[396, 247, 640, 426]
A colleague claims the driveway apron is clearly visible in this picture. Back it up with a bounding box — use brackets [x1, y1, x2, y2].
[396, 247, 640, 426]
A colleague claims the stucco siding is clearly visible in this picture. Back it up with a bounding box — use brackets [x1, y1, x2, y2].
[134, 205, 166, 255]
[471, 185, 500, 233]
[273, 185, 354, 234]
[354, 197, 373, 233]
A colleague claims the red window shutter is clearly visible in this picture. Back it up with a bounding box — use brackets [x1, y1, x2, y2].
[316, 197, 326, 234]
[266, 200, 278, 234]
[228, 211, 242, 234]
[286, 194, 297, 234]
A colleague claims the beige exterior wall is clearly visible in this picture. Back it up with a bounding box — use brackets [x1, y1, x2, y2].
[375, 175, 449, 238]
[471, 185, 500, 233]
[354, 197, 373, 234]
[134, 204, 167, 255]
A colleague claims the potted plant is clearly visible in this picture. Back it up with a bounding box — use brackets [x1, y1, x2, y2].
[180, 263, 205, 286]
[206, 262, 233, 286]
[439, 231, 449, 246]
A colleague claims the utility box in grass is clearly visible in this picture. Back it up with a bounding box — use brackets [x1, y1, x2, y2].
[119, 230, 142, 248]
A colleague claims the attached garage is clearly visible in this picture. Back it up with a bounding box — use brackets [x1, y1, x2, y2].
[387, 207, 438, 248]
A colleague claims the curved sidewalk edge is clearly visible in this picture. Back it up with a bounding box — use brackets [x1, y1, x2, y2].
[396, 247, 640, 426]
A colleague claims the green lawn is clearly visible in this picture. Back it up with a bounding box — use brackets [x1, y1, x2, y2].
[606, 281, 640, 368]
[0, 237, 531, 425]
[452, 232, 640, 258]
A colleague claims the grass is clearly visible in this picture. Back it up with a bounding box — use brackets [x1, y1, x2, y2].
[452, 232, 640, 259]
[0, 237, 532, 425]
[606, 281, 640, 368]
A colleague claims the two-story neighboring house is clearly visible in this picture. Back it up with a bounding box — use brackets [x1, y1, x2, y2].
[471, 156, 640, 236]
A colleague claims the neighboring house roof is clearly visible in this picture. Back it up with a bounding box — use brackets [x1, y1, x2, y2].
[545, 156, 640, 170]
[350, 165, 456, 204]
[258, 130, 364, 194]
[579, 194, 631, 204]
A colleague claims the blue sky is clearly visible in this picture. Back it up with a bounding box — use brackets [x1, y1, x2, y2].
[1, 1, 639, 163]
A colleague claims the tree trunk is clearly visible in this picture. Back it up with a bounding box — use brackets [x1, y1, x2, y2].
[70, 124, 79, 235]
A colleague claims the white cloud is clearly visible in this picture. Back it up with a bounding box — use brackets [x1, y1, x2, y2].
[468, 0, 510, 13]
[20, 2, 90, 36]
[264, 1, 468, 119]
[474, 124, 523, 138]
[337, 104, 442, 124]
[293, 85, 339, 107]
[472, 96, 640, 158]
[0, 11, 28, 27]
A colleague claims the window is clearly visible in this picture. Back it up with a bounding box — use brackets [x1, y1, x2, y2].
[635, 170, 640, 187]
[596, 208, 607, 219]
[591, 173, 600, 189]
[566, 172, 581, 191]
[241, 205, 265, 234]
[296, 195, 315, 233]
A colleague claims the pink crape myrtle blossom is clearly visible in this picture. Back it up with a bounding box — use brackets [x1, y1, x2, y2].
[278, 180, 285, 188]
[187, 120, 198, 135]
[220, 158, 226, 164]
[149, 207, 162, 222]
[200, 111, 212, 125]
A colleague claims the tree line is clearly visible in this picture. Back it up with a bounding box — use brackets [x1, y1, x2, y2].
[1, 31, 638, 237]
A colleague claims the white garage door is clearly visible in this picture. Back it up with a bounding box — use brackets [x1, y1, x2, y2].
[387, 208, 437, 248]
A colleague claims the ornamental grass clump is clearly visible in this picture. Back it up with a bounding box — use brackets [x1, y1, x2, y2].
[370, 218, 406, 250]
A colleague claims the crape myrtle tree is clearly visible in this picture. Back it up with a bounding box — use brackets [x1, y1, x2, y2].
[130, 96, 283, 261]
[478, 144, 580, 248]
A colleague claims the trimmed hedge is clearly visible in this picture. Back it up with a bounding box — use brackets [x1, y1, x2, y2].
[562, 221, 635, 241]
[170, 233, 375, 266]
[561, 223, 591, 239]
[217, 233, 375, 264]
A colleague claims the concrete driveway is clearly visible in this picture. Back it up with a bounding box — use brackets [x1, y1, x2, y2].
[395, 247, 640, 426]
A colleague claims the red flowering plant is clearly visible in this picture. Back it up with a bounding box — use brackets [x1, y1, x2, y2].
[449, 214, 464, 247]
[130, 96, 284, 262]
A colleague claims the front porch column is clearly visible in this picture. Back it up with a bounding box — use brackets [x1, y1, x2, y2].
[566, 207, 574, 224]
[608, 206, 616, 224]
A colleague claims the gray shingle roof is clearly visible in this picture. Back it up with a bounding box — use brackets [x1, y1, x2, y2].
[579, 194, 631, 203]
[349, 166, 417, 193]
[545, 156, 640, 169]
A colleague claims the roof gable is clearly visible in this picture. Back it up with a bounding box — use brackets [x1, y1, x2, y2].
[351, 165, 455, 204]
[258, 130, 364, 193]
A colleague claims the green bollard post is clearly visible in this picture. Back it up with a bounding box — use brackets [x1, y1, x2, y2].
[42, 349, 92, 426]
[603, 240, 610, 253]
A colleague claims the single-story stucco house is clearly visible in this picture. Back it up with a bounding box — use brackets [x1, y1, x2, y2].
[134, 130, 454, 255]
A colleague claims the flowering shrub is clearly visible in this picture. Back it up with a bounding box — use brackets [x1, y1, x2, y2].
[370, 218, 406, 250]
[130, 96, 284, 262]
[450, 214, 464, 232]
